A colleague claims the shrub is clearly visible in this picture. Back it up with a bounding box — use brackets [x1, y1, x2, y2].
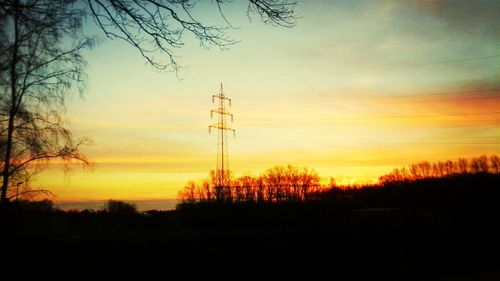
[104, 200, 137, 214]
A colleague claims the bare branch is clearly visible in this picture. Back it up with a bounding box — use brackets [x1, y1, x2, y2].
[248, 0, 298, 27]
[87, 0, 296, 72]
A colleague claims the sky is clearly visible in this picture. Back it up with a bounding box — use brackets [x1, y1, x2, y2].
[34, 0, 499, 202]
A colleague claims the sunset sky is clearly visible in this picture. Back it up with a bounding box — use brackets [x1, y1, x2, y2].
[35, 1, 499, 202]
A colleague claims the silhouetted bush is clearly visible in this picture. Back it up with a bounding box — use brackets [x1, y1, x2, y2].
[104, 200, 137, 214]
[11, 199, 55, 213]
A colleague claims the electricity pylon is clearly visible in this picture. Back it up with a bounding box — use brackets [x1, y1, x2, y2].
[209, 83, 235, 201]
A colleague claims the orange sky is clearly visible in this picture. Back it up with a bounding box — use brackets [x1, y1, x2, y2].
[32, 1, 499, 201]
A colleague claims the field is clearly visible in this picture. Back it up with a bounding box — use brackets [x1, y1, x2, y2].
[3, 174, 500, 280]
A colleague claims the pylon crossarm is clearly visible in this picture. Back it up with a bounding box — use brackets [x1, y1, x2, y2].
[211, 109, 233, 117]
[209, 124, 234, 131]
[212, 94, 231, 101]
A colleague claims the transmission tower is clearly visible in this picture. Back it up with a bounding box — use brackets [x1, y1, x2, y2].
[209, 83, 235, 201]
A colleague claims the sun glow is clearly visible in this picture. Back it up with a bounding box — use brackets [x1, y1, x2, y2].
[33, 1, 499, 202]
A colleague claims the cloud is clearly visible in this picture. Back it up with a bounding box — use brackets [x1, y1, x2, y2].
[413, 0, 500, 40]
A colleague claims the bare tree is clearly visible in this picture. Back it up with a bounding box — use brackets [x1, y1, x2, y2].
[179, 180, 196, 204]
[471, 155, 489, 173]
[457, 158, 469, 174]
[1, 0, 92, 204]
[239, 175, 256, 202]
[490, 155, 500, 174]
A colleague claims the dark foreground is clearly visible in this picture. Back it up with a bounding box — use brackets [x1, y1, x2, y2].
[2, 175, 500, 280]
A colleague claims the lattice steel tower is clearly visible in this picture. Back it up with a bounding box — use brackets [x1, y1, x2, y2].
[209, 83, 235, 200]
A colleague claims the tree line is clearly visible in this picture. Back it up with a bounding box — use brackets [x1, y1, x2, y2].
[179, 155, 500, 204]
[179, 165, 322, 203]
[378, 155, 500, 184]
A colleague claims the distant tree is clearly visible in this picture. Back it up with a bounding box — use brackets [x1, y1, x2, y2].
[262, 165, 286, 202]
[194, 180, 210, 202]
[255, 176, 265, 203]
[394, 168, 405, 181]
[490, 155, 500, 174]
[239, 175, 256, 202]
[327, 177, 337, 188]
[298, 167, 320, 201]
[418, 161, 432, 178]
[444, 160, 455, 175]
[471, 156, 489, 173]
[433, 162, 444, 177]
[379, 169, 399, 184]
[378, 155, 500, 185]
[104, 199, 137, 214]
[179, 181, 196, 204]
[201, 179, 213, 202]
[233, 178, 245, 203]
[409, 163, 421, 180]
[261, 165, 319, 202]
[457, 158, 469, 174]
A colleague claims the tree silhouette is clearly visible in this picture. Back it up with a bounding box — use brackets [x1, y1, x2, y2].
[457, 158, 469, 174]
[179, 165, 321, 204]
[179, 181, 196, 204]
[490, 155, 500, 173]
[1, 0, 92, 204]
[378, 155, 499, 184]
[180, 155, 500, 204]
[104, 199, 137, 214]
[471, 155, 489, 173]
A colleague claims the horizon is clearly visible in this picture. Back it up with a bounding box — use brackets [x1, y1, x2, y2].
[48, 154, 499, 204]
[53, 198, 179, 212]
